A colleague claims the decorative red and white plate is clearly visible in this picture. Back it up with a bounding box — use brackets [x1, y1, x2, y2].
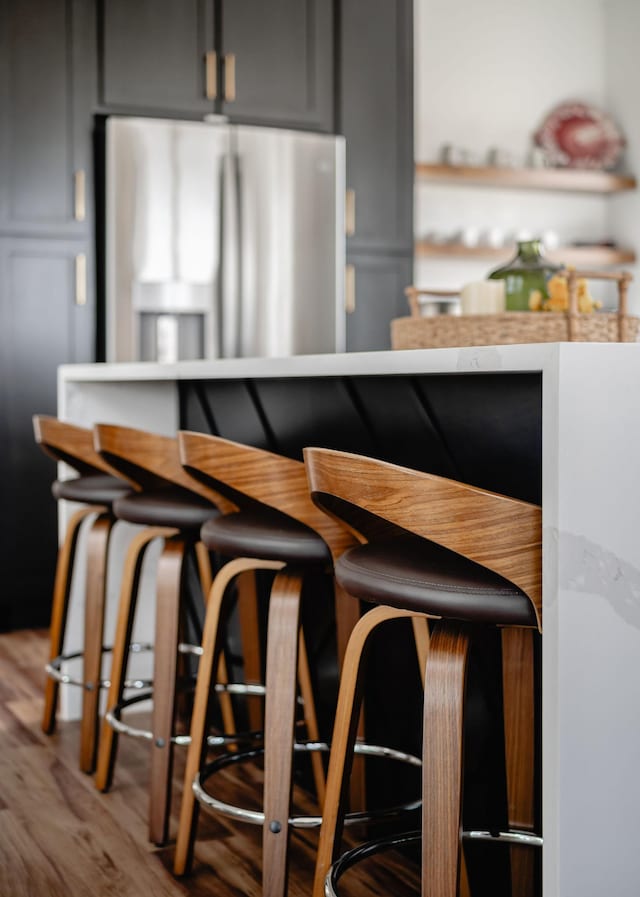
[534, 101, 625, 170]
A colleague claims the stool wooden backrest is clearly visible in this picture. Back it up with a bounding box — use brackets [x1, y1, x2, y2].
[93, 423, 233, 511]
[304, 447, 542, 631]
[34, 415, 113, 476]
[178, 431, 355, 559]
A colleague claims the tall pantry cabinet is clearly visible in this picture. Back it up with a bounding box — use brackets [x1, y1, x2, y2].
[0, 0, 96, 629]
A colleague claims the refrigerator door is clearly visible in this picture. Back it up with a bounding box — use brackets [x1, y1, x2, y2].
[106, 117, 344, 362]
[106, 116, 230, 362]
[224, 125, 345, 358]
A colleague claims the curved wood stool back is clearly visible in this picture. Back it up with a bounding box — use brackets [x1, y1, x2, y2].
[33, 415, 130, 773]
[92, 423, 226, 846]
[173, 432, 356, 897]
[304, 447, 542, 897]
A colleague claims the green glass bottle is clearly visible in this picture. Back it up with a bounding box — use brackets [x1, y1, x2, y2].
[488, 239, 561, 311]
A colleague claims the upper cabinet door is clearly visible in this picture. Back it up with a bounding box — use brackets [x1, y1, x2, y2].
[0, 0, 95, 237]
[220, 0, 333, 131]
[100, 0, 216, 115]
[340, 0, 414, 254]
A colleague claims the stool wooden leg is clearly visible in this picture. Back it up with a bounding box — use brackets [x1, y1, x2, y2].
[297, 626, 325, 807]
[312, 605, 414, 897]
[502, 627, 536, 897]
[194, 541, 213, 594]
[262, 568, 305, 897]
[149, 535, 188, 846]
[237, 569, 263, 731]
[333, 580, 367, 813]
[174, 557, 284, 876]
[79, 512, 114, 774]
[42, 505, 97, 735]
[412, 616, 430, 687]
[95, 526, 174, 792]
[422, 622, 471, 897]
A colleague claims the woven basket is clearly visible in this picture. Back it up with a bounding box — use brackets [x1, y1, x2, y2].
[393, 269, 639, 349]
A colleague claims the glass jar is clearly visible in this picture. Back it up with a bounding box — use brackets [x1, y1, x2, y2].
[488, 239, 561, 311]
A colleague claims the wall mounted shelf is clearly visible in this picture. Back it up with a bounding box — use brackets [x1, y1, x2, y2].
[415, 241, 637, 267]
[415, 163, 637, 194]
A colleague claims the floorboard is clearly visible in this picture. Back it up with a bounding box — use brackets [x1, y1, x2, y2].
[0, 629, 419, 897]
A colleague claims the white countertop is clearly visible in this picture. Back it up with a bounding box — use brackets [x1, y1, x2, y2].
[58, 341, 640, 383]
[59, 343, 563, 383]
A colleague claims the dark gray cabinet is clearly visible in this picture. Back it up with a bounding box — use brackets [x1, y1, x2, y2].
[0, 0, 95, 238]
[346, 253, 413, 352]
[0, 0, 96, 630]
[100, 0, 216, 115]
[340, 0, 414, 351]
[99, 0, 333, 131]
[220, 0, 333, 130]
[0, 237, 94, 629]
[340, 0, 413, 255]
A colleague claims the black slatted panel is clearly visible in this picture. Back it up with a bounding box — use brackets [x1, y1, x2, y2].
[347, 375, 459, 476]
[180, 380, 271, 448]
[248, 377, 377, 460]
[179, 373, 543, 502]
[415, 373, 542, 505]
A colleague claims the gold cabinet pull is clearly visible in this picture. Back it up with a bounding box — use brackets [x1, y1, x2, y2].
[205, 50, 217, 99]
[345, 189, 356, 236]
[345, 264, 356, 314]
[75, 254, 87, 306]
[224, 53, 236, 102]
[74, 169, 86, 222]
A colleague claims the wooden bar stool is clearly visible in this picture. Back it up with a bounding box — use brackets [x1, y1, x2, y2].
[304, 448, 543, 897]
[91, 423, 228, 846]
[173, 433, 421, 897]
[33, 415, 131, 774]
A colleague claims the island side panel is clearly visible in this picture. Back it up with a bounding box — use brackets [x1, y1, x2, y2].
[543, 343, 640, 897]
[55, 375, 179, 719]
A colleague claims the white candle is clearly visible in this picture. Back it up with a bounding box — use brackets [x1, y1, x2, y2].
[460, 280, 506, 314]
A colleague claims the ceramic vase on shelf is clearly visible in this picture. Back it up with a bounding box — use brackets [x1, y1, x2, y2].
[488, 239, 561, 311]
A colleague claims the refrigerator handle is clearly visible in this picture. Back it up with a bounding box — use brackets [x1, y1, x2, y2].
[214, 155, 226, 358]
[231, 152, 243, 357]
[220, 148, 242, 357]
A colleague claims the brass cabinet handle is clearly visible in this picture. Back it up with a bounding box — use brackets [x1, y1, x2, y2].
[205, 50, 217, 99]
[224, 53, 236, 102]
[75, 254, 87, 306]
[74, 169, 86, 222]
[345, 264, 356, 314]
[345, 189, 356, 236]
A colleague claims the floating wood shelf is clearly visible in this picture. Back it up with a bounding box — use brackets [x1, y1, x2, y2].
[415, 242, 637, 267]
[415, 163, 637, 194]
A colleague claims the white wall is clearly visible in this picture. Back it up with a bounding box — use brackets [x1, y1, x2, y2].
[604, 0, 640, 293]
[414, 0, 638, 309]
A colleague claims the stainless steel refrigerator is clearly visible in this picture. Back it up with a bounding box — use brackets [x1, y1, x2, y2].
[105, 116, 345, 362]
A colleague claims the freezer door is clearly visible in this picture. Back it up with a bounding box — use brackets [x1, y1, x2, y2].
[106, 116, 230, 362]
[224, 126, 345, 358]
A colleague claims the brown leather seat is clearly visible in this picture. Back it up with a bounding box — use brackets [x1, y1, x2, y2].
[200, 509, 331, 566]
[113, 488, 216, 530]
[335, 535, 537, 627]
[52, 473, 131, 505]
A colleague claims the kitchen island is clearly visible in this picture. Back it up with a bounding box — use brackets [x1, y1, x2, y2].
[57, 343, 640, 897]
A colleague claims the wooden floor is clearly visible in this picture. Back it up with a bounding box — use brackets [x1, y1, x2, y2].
[0, 629, 419, 897]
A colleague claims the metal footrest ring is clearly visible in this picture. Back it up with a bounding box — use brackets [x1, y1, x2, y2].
[45, 641, 155, 689]
[105, 684, 266, 748]
[193, 741, 422, 829]
[325, 827, 543, 897]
